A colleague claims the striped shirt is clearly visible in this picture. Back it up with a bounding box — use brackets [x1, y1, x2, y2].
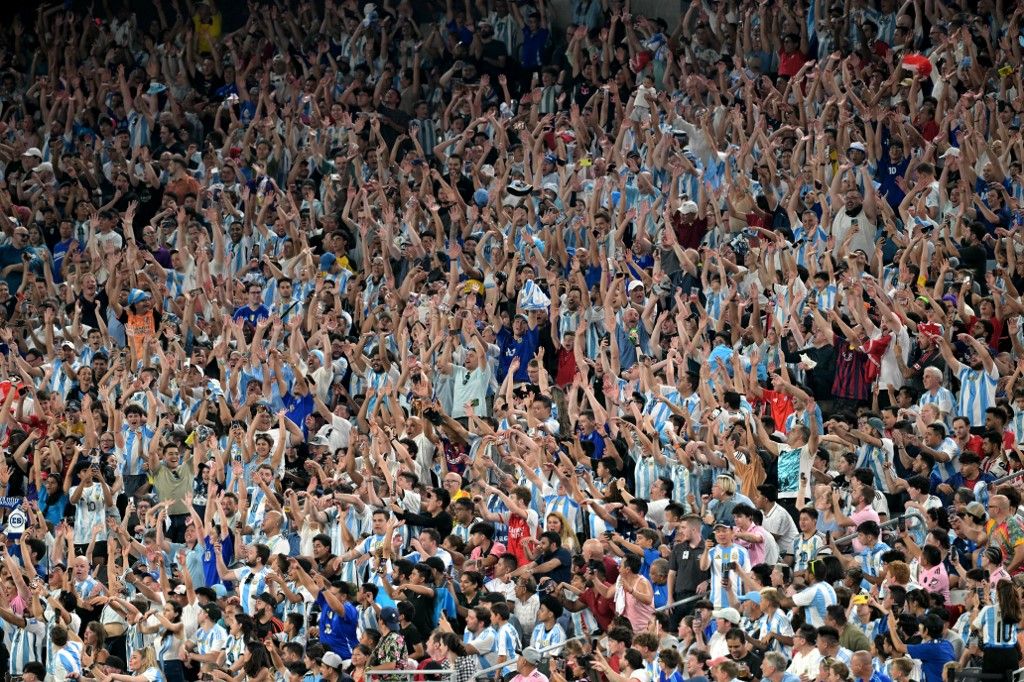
[858, 541, 890, 582]
[974, 604, 1018, 648]
[494, 622, 521, 675]
[195, 623, 228, 657]
[792, 582, 837, 627]
[529, 622, 566, 656]
[758, 609, 793, 655]
[543, 495, 581, 533]
[72, 484, 108, 545]
[121, 424, 156, 476]
[957, 366, 999, 427]
[792, 533, 823, 572]
[236, 566, 270, 615]
[8, 618, 45, 676]
[54, 640, 83, 682]
[856, 441, 893, 493]
[708, 545, 751, 608]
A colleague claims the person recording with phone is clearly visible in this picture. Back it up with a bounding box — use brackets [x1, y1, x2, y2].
[699, 523, 750, 609]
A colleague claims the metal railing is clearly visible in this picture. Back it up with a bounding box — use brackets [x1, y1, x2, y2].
[655, 594, 701, 612]
[365, 635, 588, 682]
[832, 511, 923, 545]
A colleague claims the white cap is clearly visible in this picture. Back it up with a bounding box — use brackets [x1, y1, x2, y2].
[711, 607, 742, 624]
[940, 147, 961, 159]
[677, 200, 698, 215]
[627, 280, 645, 292]
[848, 141, 867, 152]
[33, 162, 54, 174]
[21, 147, 42, 158]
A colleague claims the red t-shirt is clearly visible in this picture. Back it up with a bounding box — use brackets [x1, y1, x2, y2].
[555, 347, 578, 388]
[778, 49, 809, 77]
[758, 389, 795, 435]
[507, 513, 535, 566]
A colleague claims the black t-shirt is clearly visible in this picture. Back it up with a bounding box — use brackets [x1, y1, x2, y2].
[71, 291, 110, 330]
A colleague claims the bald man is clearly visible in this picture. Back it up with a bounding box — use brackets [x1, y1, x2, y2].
[986, 495, 1024, 575]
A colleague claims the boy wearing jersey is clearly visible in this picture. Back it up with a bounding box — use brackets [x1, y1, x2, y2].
[699, 524, 751, 608]
[791, 507, 823, 580]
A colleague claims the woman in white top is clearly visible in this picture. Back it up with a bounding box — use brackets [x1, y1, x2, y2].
[594, 648, 652, 682]
[140, 601, 184, 682]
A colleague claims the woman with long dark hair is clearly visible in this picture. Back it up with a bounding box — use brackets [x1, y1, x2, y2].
[972, 579, 1022, 681]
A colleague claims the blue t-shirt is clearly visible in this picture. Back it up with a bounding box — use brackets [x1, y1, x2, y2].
[316, 592, 358, 659]
[232, 304, 270, 326]
[202, 535, 234, 590]
[496, 326, 540, 383]
[906, 640, 955, 682]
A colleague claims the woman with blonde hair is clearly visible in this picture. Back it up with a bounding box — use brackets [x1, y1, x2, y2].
[93, 646, 163, 682]
[546, 511, 580, 552]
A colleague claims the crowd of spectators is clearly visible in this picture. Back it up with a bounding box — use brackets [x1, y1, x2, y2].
[2, 2, 1024, 682]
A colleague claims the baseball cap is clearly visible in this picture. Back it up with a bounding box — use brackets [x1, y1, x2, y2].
[964, 501, 987, 523]
[379, 606, 400, 630]
[627, 280, 645, 292]
[677, 200, 698, 215]
[848, 141, 867, 152]
[711, 607, 741, 624]
[321, 652, 343, 669]
[522, 647, 543, 666]
[21, 147, 42, 159]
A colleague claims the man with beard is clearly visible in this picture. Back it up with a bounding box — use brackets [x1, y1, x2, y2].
[214, 543, 271, 616]
[253, 592, 284, 638]
[936, 333, 999, 430]
[829, 168, 878, 260]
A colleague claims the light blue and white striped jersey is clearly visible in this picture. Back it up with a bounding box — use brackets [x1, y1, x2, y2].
[758, 610, 793, 655]
[125, 621, 146, 661]
[486, 494, 509, 544]
[245, 487, 268, 542]
[236, 566, 270, 615]
[792, 533, 823, 572]
[974, 604, 1019, 648]
[494, 621, 521, 675]
[708, 545, 750, 608]
[543, 495, 581, 533]
[141, 666, 166, 682]
[1011, 405, 1024, 444]
[282, 582, 313, 635]
[633, 455, 665, 500]
[791, 224, 828, 269]
[918, 387, 955, 425]
[120, 424, 156, 476]
[49, 358, 75, 397]
[72, 483, 109, 545]
[792, 582, 837, 627]
[857, 541, 890, 581]
[55, 640, 83, 681]
[812, 284, 838, 311]
[357, 603, 377, 639]
[225, 634, 246, 668]
[451, 522, 474, 545]
[8, 618, 45, 676]
[957, 366, 999, 428]
[529, 622, 566, 656]
[932, 437, 962, 482]
[856, 441, 893, 493]
[75, 576, 103, 601]
[195, 623, 228, 657]
[325, 505, 367, 556]
[464, 625, 498, 670]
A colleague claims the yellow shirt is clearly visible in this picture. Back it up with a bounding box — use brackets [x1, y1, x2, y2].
[192, 12, 223, 54]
